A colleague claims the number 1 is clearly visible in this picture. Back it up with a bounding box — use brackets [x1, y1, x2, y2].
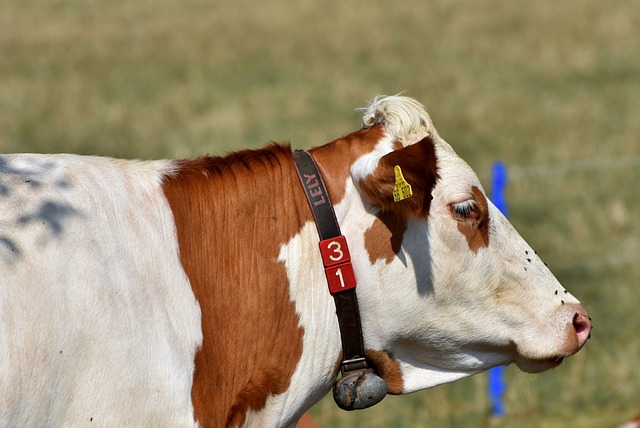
[335, 268, 345, 288]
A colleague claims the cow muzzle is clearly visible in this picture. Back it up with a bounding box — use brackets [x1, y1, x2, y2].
[516, 303, 592, 373]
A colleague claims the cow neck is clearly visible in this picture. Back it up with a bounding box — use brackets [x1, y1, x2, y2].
[292, 150, 369, 372]
[294, 149, 388, 410]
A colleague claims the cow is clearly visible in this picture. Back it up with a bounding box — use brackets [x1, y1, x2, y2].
[0, 95, 590, 427]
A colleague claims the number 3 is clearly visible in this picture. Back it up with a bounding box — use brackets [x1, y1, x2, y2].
[327, 241, 344, 262]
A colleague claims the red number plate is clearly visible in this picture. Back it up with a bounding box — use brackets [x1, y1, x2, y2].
[325, 262, 356, 294]
[319, 236, 351, 267]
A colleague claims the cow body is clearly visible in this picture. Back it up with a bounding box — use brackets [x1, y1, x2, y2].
[0, 156, 201, 426]
[0, 96, 590, 427]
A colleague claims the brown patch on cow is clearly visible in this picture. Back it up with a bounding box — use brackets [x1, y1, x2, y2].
[365, 349, 404, 394]
[310, 125, 386, 205]
[160, 124, 399, 426]
[364, 211, 407, 264]
[455, 186, 490, 252]
[359, 136, 439, 218]
[162, 145, 309, 427]
[296, 413, 319, 428]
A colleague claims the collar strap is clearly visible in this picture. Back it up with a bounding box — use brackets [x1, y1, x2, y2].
[292, 149, 368, 374]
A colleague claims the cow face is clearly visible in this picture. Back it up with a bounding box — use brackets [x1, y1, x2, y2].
[337, 96, 591, 394]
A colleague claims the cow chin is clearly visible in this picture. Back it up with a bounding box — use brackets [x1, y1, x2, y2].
[514, 355, 564, 373]
[511, 336, 579, 374]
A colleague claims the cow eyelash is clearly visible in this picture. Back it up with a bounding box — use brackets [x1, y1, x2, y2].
[450, 200, 477, 219]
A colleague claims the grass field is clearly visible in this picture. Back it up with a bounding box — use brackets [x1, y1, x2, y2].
[1, 0, 639, 426]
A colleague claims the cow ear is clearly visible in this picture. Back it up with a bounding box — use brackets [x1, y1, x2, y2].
[359, 136, 438, 218]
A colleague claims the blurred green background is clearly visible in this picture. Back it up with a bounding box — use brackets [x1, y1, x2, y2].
[1, 0, 638, 426]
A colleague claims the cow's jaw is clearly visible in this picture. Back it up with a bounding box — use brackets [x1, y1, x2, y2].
[354, 206, 591, 393]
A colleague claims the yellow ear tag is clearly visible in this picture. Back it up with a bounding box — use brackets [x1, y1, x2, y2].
[393, 165, 413, 202]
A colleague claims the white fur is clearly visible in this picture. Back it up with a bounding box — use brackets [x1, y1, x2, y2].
[0, 154, 202, 427]
[361, 94, 436, 145]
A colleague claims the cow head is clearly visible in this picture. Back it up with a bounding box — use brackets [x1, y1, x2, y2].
[313, 95, 591, 395]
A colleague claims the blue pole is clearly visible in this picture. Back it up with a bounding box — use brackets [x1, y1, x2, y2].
[488, 366, 506, 417]
[488, 161, 508, 418]
[491, 161, 508, 216]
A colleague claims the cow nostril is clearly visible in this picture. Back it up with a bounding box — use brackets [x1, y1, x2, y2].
[573, 313, 589, 333]
[572, 313, 591, 346]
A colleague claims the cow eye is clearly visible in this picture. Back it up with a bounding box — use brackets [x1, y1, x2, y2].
[450, 200, 476, 220]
